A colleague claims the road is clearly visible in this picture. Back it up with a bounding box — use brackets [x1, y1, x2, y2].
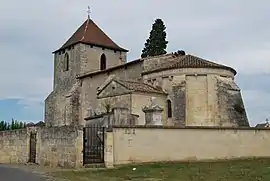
[0, 165, 47, 181]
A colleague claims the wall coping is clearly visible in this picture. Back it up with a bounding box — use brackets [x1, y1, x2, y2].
[109, 125, 270, 131]
[85, 113, 109, 120]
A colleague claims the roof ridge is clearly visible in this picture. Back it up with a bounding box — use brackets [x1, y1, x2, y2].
[186, 54, 221, 65]
[142, 53, 174, 60]
[118, 79, 163, 91]
[81, 18, 90, 41]
[113, 79, 131, 90]
[186, 54, 236, 69]
[142, 53, 237, 75]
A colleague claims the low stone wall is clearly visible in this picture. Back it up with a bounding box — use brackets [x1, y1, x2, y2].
[0, 129, 29, 164]
[105, 126, 270, 166]
[36, 126, 83, 168]
[0, 126, 83, 168]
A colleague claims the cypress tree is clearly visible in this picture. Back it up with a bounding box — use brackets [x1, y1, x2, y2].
[141, 18, 168, 58]
[11, 119, 15, 130]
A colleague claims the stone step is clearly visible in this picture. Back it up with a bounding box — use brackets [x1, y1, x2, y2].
[84, 163, 105, 168]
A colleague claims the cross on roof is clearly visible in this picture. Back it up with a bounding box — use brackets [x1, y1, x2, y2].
[87, 6, 91, 19]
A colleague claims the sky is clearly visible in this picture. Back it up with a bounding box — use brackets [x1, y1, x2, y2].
[0, 0, 269, 126]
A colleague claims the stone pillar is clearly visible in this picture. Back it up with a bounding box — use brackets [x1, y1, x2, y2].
[104, 131, 114, 168]
[142, 98, 164, 125]
[75, 129, 84, 168]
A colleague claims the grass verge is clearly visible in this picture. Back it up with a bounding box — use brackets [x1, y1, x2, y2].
[52, 158, 270, 181]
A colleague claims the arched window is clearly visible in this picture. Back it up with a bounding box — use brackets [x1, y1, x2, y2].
[100, 53, 107, 70]
[64, 53, 69, 71]
[167, 100, 172, 118]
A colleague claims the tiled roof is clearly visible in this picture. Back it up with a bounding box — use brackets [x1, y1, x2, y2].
[54, 18, 128, 53]
[142, 54, 237, 75]
[116, 79, 165, 94]
[255, 123, 269, 128]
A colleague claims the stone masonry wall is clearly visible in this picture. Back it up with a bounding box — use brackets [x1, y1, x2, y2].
[0, 129, 29, 164]
[216, 76, 249, 127]
[0, 126, 83, 168]
[45, 44, 83, 126]
[108, 126, 270, 166]
[36, 126, 83, 168]
[172, 83, 186, 126]
[81, 61, 143, 124]
[46, 42, 139, 127]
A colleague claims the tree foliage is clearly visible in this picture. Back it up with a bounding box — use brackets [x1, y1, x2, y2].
[141, 18, 168, 58]
[0, 119, 26, 131]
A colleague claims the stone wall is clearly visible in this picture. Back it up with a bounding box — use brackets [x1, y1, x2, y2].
[37, 126, 83, 168]
[131, 93, 166, 125]
[85, 107, 139, 126]
[0, 126, 83, 168]
[80, 61, 143, 124]
[172, 83, 186, 126]
[105, 126, 270, 166]
[0, 129, 29, 164]
[216, 76, 249, 127]
[45, 42, 128, 127]
[186, 75, 208, 125]
[142, 66, 246, 127]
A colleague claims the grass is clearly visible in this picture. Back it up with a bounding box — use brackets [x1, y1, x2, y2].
[52, 158, 270, 181]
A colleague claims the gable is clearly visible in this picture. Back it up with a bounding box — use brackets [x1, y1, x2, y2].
[97, 80, 131, 98]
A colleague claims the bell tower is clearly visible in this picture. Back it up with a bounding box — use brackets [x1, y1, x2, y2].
[52, 11, 128, 91]
[45, 10, 128, 126]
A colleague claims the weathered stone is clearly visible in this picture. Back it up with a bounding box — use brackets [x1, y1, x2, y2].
[142, 103, 164, 125]
[44, 17, 249, 128]
[172, 83, 186, 126]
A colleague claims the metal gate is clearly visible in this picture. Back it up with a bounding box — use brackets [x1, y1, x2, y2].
[29, 132, 36, 163]
[83, 125, 105, 165]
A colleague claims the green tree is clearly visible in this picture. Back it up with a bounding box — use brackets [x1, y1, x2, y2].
[19, 121, 24, 129]
[141, 18, 168, 58]
[0, 121, 4, 131]
[11, 119, 15, 130]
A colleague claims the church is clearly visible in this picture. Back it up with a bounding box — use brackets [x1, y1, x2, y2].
[44, 16, 249, 127]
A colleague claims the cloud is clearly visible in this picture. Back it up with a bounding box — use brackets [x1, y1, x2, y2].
[0, 0, 270, 124]
[242, 89, 270, 126]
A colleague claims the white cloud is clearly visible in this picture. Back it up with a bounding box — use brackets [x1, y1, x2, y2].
[241, 89, 270, 126]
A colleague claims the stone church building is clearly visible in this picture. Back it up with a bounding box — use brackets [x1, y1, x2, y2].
[44, 17, 249, 127]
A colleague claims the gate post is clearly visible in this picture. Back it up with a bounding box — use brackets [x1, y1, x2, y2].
[104, 129, 114, 168]
[83, 127, 86, 165]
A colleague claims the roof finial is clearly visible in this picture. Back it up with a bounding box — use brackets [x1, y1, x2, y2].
[87, 6, 91, 19]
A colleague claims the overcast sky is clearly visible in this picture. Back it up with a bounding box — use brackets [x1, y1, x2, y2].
[0, 0, 269, 126]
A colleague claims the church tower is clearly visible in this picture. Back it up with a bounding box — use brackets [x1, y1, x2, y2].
[52, 16, 128, 91]
[45, 14, 128, 126]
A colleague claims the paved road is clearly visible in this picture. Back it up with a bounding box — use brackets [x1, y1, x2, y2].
[0, 165, 46, 181]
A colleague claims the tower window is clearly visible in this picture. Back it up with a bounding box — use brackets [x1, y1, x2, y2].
[100, 53, 107, 70]
[167, 100, 172, 118]
[64, 53, 69, 71]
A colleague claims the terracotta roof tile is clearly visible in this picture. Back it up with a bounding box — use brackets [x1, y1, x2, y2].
[54, 18, 128, 53]
[116, 80, 165, 94]
[143, 54, 237, 75]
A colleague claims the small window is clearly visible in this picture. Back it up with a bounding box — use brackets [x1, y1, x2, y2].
[167, 100, 172, 118]
[64, 53, 69, 71]
[100, 53, 107, 70]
